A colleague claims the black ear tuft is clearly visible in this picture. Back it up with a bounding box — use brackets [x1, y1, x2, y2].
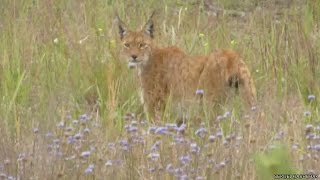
[144, 11, 156, 38]
[115, 13, 128, 39]
[145, 21, 154, 38]
[118, 24, 127, 39]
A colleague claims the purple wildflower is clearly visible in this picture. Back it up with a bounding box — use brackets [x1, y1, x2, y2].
[4, 159, 10, 165]
[225, 135, 232, 142]
[112, 160, 123, 166]
[123, 113, 135, 121]
[33, 128, 39, 134]
[74, 133, 82, 140]
[190, 143, 200, 154]
[179, 155, 192, 165]
[7, 176, 15, 180]
[236, 136, 243, 141]
[219, 160, 226, 168]
[196, 176, 205, 180]
[223, 140, 229, 146]
[119, 140, 129, 151]
[155, 127, 168, 135]
[83, 128, 90, 134]
[72, 120, 79, 125]
[149, 167, 156, 173]
[306, 134, 315, 140]
[56, 121, 65, 129]
[66, 126, 74, 132]
[166, 123, 177, 129]
[65, 155, 76, 161]
[304, 111, 311, 117]
[80, 114, 89, 121]
[180, 175, 188, 180]
[308, 94, 316, 101]
[175, 124, 187, 133]
[105, 160, 113, 166]
[131, 120, 138, 126]
[305, 124, 313, 133]
[45, 132, 53, 138]
[148, 152, 160, 161]
[314, 144, 320, 151]
[53, 139, 60, 145]
[0, 174, 6, 178]
[132, 136, 145, 145]
[151, 141, 161, 152]
[223, 111, 231, 118]
[216, 115, 224, 122]
[275, 131, 284, 140]
[166, 164, 174, 174]
[216, 131, 223, 138]
[81, 151, 91, 158]
[79, 114, 90, 125]
[313, 135, 320, 140]
[174, 168, 183, 176]
[196, 89, 204, 95]
[291, 144, 299, 150]
[55, 151, 63, 158]
[17, 153, 27, 162]
[119, 140, 128, 146]
[107, 143, 115, 150]
[67, 136, 76, 145]
[209, 135, 216, 142]
[307, 145, 312, 150]
[173, 136, 186, 144]
[85, 164, 94, 174]
[148, 127, 157, 134]
[195, 127, 207, 138]
[126, 125, 138, 133]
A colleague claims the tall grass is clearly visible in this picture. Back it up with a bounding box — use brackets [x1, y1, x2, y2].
[0, 0, 319, 179]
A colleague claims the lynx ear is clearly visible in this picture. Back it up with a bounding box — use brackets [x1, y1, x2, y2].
[143, 12, 155, 38]
[115, 14, 128, 40]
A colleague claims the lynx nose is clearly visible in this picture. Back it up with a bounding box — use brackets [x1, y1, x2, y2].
[131, 55, 137, 60]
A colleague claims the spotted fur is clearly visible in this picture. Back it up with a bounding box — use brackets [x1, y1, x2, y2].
[116, 14, 257, 118]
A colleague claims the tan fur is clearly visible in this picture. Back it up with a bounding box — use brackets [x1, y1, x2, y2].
[116, 14, 257, 117]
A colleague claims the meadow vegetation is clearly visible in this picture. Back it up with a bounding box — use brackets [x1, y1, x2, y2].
[0, 0, 319, 179]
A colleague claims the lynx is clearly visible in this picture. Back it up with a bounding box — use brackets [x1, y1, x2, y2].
[115, 13, 257, 119]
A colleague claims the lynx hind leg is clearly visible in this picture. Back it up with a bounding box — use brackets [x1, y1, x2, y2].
[143, 97, 166, 122]
[196, 59, 226, 102]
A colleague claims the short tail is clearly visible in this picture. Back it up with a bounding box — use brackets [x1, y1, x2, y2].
[196, 49, 257, 107]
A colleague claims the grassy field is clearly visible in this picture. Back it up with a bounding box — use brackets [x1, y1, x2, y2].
[0, 0, 319, 179]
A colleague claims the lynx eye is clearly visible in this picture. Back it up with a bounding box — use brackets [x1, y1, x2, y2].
[139, 43, 147, 49]
[124, 43, 130, 48]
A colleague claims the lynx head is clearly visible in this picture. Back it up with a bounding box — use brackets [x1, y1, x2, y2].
[115, 13, 155, 69]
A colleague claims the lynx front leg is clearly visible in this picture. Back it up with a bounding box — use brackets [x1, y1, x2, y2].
[237, 61, 257, 107]
[141, 91, 164, 122]
[196, 62, 224, 103]
[139, 89, 155, 120]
